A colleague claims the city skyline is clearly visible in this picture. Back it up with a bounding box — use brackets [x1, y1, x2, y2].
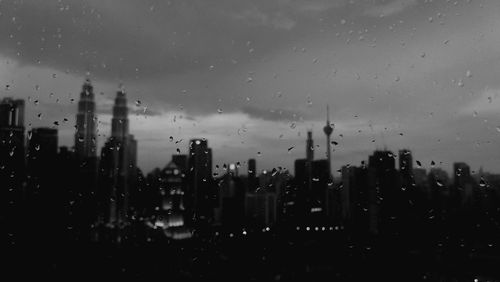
[3, 85, 496, 179]
[1, 1, 500, 173]
[3, 2, 500, 280]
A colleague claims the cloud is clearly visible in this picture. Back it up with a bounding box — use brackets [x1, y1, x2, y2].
[459, 87, 500, 117]
[364, 0, 418, 17]
[240, 106, 306, 122]
[0, 0, 350, 80]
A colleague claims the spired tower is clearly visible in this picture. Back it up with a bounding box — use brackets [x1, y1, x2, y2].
[74, 78, 97, 160]
[306, 130, 314, 192]
[98, 85, 137, 229]
[323, 105, 334, 179]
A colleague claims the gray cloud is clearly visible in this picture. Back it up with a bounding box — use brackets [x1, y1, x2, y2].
[2, 0, 500, 173]
[240, 106, 306, 122]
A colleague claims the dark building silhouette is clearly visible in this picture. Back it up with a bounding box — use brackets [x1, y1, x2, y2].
[74, 78, 97, 160]
[398, 149, 413, 174]
[216, 163, 245, 229]
[323, 105, 333, 180]
[248, 158, 257, 192]
[0, 97, 25, 239]
[453, 162, 473, 206]
[368, 150, 404, 235]
[187, 138, 216, 223]
[306, 130, 314, 192]
[154, 159, 192, 240]
[292, 130, 332, 223]
[26, 127, 58, 201]
[310, 159, 329, 215]
[72, 79, 100, 241]
[98, 87, 138, 229]
[341, 164, 374, 234]
[172, 154, 188, 172]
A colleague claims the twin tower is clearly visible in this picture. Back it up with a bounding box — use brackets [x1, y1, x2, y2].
[74, 78, 137, 228]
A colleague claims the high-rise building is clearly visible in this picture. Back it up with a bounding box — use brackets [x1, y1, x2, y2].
[98, 87, 137, 228]
[323, 105, 334, 179]
[216, 164, 245, 228]
[248, 158, 257, 192]
[26, 127, 58, 194]
[154, 160, 192, 240]
[453, 162, 473, 205]
[398, 149, 413, 175]
[172, 154, 188, 173]
[74, 78, 97, 160]
[341, 165, 373, 233]
[453, 162, 471, 187]
[0, 98, 25, 234]
[368, 150, 401, 235]
[187, 138, 215, 222]
[306, 130, 314, 163]
[306, 130, 314, 196]
[0, 98, 25, 178]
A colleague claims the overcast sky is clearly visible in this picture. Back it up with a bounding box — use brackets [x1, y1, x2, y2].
[1, 0, 500, 175]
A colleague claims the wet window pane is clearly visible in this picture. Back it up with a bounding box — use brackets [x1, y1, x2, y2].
[1, 0, 499, 280]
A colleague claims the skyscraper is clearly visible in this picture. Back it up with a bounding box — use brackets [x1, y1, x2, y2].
[248, 158, 257, 192]
[98, 87, 137, 228]
[306, 130, 314, 193]
[26, 127, 59, 241]
[74, 78, 97, 160]
[398, 149, 413, 175]
[187, 138, 215, 222]
[306, 130, 314, 163]
[26, 127, 58, 194]
[323, 105, 334, 179]
[0, 98, 25, 234]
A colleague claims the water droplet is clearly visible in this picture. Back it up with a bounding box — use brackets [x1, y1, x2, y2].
[466, 70, 472, 78]
[479, 177, 487, 187]
[135, 100, 141, 106]
[340, 19, 347, 25]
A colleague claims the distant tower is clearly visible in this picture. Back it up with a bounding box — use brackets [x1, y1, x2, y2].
[248, 158, 257, 192]
[0, 98, 25, 221]
[111, 84, 129, 139]
[99, 86, 137, 228]
[306, 130, 314, 192]
[323, 105, 334, 178]
[306, 130, 314, 162]
[74, 78, 97, 160]
[188, 138, 214, 221]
